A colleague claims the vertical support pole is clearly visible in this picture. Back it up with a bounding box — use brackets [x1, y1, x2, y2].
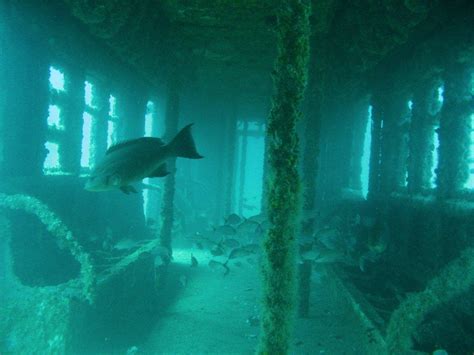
[117, 90, 147, 141]
[160, 76, 180, 255]
[437, 63, 472, 198]
[379, 91, 411, 194]
[91, 83, 110, 167]
[1, 8, 49, 178]
[214, 106, 227, 223]
[259, 0, 311, 353]
[61, 68, 86, 175]
[238, 119, 248, 216]
[301, 97, 321, 234]
[341, 108, 356, 189]
[224, 106, 237, 216]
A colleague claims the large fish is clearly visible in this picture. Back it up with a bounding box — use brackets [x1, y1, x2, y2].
[85, 124, 203, 193]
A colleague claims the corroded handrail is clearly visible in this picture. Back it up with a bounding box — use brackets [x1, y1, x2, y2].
[0, 193, 96, 303]
[386, 247, 474, 353]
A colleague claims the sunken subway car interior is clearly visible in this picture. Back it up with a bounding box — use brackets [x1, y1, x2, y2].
[1, 1, 474, 354]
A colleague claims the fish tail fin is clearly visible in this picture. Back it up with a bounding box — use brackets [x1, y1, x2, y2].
[168, 124, 203, 159]
[223, 260, 230, 276]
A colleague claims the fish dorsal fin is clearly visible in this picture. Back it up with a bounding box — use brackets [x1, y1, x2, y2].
[106, 137, 165, 155]
[148, 163, 169, 178]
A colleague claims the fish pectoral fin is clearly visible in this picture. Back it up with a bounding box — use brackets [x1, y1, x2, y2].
[149, 163, 169, 178]
[120, 185, 138, 194]
[120, 187, 130, 194]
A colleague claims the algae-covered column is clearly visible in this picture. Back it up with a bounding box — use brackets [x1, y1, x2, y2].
[159, 75, 180, 255]
[259, 0, 311, 353]
[436, 63, 472, 198]
[407, 76, 441, 193]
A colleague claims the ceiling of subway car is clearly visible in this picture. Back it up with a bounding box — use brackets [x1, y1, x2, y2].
[59, 0, 472, 99]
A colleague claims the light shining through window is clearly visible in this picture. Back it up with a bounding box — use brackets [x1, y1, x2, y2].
[143, 101, 157, 218]
[44, 67, 66, 174]
[107, 121, 117, 148]
[464, 114, 474, 189]
[234, 121, 265, 217]
[107, 95, 118, 148]
[437, 86, 444, 104]
[145, 101, 155, 137]
[403, 101, 414, 186]
[85, 81, 94, 107]
[143, 177, 151, 220]
[109, 95, 117, 117]
[81, 112, 93, 168]
[430, 127, 440, 188]
[360, 106, 373, 198]
[47, 105, 63, 130]
[429, 86, 444, 188]
[49, 67, 65, 92]
[43, 142, 60, 170]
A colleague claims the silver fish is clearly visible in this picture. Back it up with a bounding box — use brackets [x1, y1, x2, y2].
[300, 249, 320, 261]
[113, 238, 137, 251]
[228, 243, 260, 260]
[225, 213, 243, 225]
[222, 238, 240, 249]
[314, 227, 342, 250]
[237, 219, 260, 235]
[248, 213, 267, 224]
[208, 260, 230, 275]
[214, 224, 237, 236]
[85, 124, 203, 193]
[191, 254, 198, 267]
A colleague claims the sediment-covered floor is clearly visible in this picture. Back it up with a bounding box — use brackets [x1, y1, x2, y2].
[142, 249, 380, 354]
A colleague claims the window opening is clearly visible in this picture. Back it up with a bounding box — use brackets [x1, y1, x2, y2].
[80, 112, 93, 168]
[430, 127, 440, 188]
[49, 66, 65, 92]
[81, 81, 99, 170]
[233, 120, 265, 217]
[107, 95, 119, 148]
[143, 101, 157, 219]
[43, 142, 60, 170]
[430, 86, 444, 188]
[84, 81, 94, 108]
[47, 105, 63, 130]
[144, 101, 155, 137]
[403, 100, 414, 186]
[464, 113, 474, 189]
[43, 66, 66, 174]
[360, 105, 373, 198]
